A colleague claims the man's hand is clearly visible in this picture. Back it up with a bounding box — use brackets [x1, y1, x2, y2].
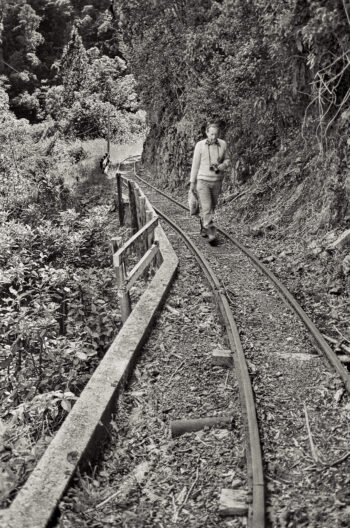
[190, 182, 197, 194]
[217, 159, 230, 171]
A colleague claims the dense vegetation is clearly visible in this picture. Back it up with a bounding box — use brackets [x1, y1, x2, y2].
[115, 0, 350, 229]
[0, 0, 145, 141]
[0, 81, 130, 505]
[2, 0, 348, 225]
[0, 0, 144, 502]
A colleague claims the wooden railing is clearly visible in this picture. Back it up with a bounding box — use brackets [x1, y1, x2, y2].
[115, 154, 141, 176]
[112, 166, 162, 323]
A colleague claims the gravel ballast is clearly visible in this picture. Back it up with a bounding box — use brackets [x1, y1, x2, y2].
[58, 172, 350, 527]
[58, 222, 247, 528]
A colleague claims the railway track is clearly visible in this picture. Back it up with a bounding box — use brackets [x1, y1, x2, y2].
[149, 203, 265, 528]
[130, 165, 350, 391]
[58, 159, 350, 527]
[58, 183, 261, 527]
[115, 162, 264, 527]
[5, 157, 350, 528]
[117, 160, 350, 526]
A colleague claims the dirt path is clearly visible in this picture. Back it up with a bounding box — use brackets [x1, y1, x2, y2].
[125, 174, 350, 527]
[58, 172, 350, 528]
[58, 222, 246, 528]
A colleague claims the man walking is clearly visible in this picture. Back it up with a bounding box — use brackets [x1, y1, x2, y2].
[190, 123, 230, 244]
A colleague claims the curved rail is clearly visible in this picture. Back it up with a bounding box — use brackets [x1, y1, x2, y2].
[220, 233, 350, 393]
[130, 169, 350, 394]
[151, 203, 265, 528]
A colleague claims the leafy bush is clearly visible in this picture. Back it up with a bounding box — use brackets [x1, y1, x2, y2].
[0, 104, 123, 507]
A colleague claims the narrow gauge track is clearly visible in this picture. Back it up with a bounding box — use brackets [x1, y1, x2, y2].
[117, 158, 350, 525]
[150, 203, 265, 528]
[127, 165, 350, 394]
[117, 168, 265, 527]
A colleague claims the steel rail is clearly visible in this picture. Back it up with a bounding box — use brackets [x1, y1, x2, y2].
[149, 202, 265, 528]
[130, 170, 350, 394]
[220, 232, 350, 394]
[119, 159, 265, 526]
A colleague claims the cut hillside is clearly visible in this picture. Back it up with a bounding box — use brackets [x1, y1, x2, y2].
[112, 0, 350, 348]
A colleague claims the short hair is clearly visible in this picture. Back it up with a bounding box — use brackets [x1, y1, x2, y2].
[206, 122, 219, 131]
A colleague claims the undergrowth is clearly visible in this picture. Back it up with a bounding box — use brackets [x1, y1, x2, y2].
[0, 140, 125, 507]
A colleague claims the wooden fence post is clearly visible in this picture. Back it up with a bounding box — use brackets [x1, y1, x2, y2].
[112, 236, 131, 324]
[145, 209, 154, 250]
[128, 180, 138, 234]
[111, 236, 121, 255]
[144, 209, 154, 277]
[133, 187, 140, 226]
[140, 196, 146, 228]
[117, 263, 131, 324]
[139, 196, 146, 253]
[133, 188, 143, 257]
[116, 173, 124, 226]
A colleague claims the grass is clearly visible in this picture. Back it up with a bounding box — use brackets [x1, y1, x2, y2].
[64, 138, 144, 187]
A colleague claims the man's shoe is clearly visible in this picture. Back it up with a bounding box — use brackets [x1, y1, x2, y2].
[200, 220, 208, 238]
[207, 226, 217, 245]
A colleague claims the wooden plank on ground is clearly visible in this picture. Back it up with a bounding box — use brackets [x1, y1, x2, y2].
[170, 415, 233, 437]
[212, 348, 233, 367]
[219, 489, 249, 516]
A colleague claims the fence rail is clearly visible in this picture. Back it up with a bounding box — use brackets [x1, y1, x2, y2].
[112, 168, 162, 323]
[115, 154, 141, 175]
[3, 157, 179, 528]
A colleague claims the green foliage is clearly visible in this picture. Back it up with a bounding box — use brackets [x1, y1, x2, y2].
[0, 200, 121, 407]
[116, 0, 350, 145]
[0, 107, 123, 506]
[43, 32, 145, 141]
[0, 0, 136, 125]
[0, 79, 10, 112]
[1, 0, 44, 118]
[59, 27, 88, 107]
[115, 0, 350, 221]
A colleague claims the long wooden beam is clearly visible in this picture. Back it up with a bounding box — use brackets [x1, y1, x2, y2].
[125, 242, 159, 291]
[113, 216, 158, 266]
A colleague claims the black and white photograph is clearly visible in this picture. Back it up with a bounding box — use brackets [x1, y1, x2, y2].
[0, 1, 350, 527]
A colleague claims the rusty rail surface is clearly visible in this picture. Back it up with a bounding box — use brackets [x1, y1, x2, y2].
[149, 203, 265, 528]
[124, 161, 350, 526]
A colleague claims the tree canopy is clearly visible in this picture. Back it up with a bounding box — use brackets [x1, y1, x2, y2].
[114, 0, 350, 162]
[0, 0, 144, 141]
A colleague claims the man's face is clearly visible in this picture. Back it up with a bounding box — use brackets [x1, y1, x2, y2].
[206, 126, 219, 142]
